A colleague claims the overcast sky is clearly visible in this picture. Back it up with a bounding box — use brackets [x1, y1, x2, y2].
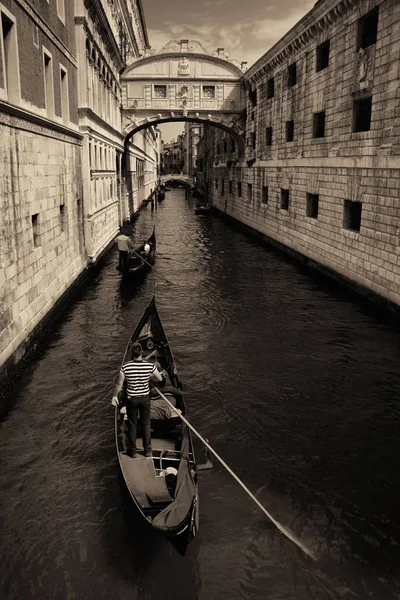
[142, 0, 315, 142]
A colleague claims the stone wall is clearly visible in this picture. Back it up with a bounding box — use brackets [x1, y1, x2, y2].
[209, 0, 400, 307]
[0, 122, 85, 368]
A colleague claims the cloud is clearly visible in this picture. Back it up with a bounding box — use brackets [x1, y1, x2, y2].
[148, 2, 315, 67]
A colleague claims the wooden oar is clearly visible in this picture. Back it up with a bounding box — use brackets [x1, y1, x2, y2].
[156, 388, 315, 560]
[130, 248, 171, 284]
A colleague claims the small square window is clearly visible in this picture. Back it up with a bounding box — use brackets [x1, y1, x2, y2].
[262, 186, 268, 204]
[357, 7, 379, 50]
[313, 111, 326, 138]
[353, 96, 372, 132]
[265, 126, 272, 146]
[285, 120, 294, 142]
[238, 181, 242, 197]
[288, 62, 297, 87]
[316, 40, 330, 72]
[248, 183, 252, 200]
[266, 78, 274, 99]
[343, 200, 362, 231]
[203, 85, 215, 98]
[306, 193, 319, 218]
[154, 85, 167, 98]
[32, 213, 40, 247]
[280, 189, 289, 210]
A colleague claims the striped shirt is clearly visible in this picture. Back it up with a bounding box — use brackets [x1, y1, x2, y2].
[121, 360, 156, 397]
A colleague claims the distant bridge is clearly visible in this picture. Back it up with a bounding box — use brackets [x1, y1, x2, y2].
[161, 174, 194, 186]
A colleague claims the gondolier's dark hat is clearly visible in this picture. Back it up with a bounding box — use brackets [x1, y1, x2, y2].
[131, 342, 143, 358]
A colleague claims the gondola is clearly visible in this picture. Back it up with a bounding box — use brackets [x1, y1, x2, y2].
[114, 297, 199, 555]
[194, 202, 211, 215]
[122, 228, 156, 276]
[157, 188, 165, 202]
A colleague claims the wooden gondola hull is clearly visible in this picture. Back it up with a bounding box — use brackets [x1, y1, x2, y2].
[114, 297, 199, 555]
[121, 228, 156, 277]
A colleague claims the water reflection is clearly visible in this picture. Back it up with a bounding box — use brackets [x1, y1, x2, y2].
[1, 190, 400, 599]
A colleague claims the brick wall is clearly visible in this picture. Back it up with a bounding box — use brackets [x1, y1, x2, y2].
[209, 0, 400, 307]
[0, 124, 85, 367]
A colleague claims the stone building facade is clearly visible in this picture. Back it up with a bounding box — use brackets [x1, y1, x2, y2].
[0, 0, 84, 371]
[209, 0, 400, 307]
[0, 0, 159, 384]
[183, 122, 201, 176]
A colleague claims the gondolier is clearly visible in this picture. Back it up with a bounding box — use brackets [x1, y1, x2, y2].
[116, 229, 130, 271]
[112, 342, 162, 458]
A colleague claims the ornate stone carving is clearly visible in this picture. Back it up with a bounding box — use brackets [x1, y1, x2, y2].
[357, 48, 373, 89]
[178, 57, 190, 77]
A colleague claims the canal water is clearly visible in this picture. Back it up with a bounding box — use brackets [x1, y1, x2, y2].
[1, 189, 400, 600]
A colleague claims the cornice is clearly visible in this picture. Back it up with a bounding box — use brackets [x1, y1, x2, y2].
[245, 0, 358, 86]
[83, 0, 124, 71]
[18, 0, 77, 67]
[0, 101, 82, 144]
[78, 106, 124, 141]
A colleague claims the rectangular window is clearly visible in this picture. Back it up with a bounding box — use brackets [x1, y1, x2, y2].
[33, 24, 39, 48]
[238, 181, 242, 197]
[353, 96, 372, 132]
[43, 50, 54, 118]
[280, 189, 289, 210]
[250, 132, 256, 149]
[357, 7, 379, 50]
[60, 66, 69, 124]
[1, 11, 20, 104]
[316, 40, 330, 72]
[288, 62, 297, 87]
[248, 183, 252, 200]
[221, 179, 224, 196]
[265, 126, 272, 146]
[285, 120, 294, 142]
[56, 0, 65, 24]
[313, 111, 326, 138]
[32, 213, 40, 247]
[262, 186, 268, 205]
[60, 204, 66, 231]
[266, 78, 274, 99]
[249, 89, 257, 107]
[154, 84, 167, 98]
[203, 85, 215, 98]
[343, 200, 362, 231]
[306, 193, 319, 219]
[229, 180, 233, 194]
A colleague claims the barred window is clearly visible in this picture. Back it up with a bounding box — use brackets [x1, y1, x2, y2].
[154, 85, 167, 98]
[203, 85, 215, 98]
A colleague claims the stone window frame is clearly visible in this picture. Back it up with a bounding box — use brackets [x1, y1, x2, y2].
[357, 6, 379, 51]
[154, 84, 167, 98]
[352, 94, 372, 133]
[287, 62, 297, 87]
[202, 85, 215, 99]
[265, 126, 273, 147]
[266, 77, 275, 99]
[0, 4, 21, 104]
[247, 183, 253, 201]
[237, 181, 242, 197]
[59, 63, 69, 124]
[262, 186, 268, 205]
[56, 0, 65, 25]
[285, 120, 294, 142]
[43, 46, 55, 119]
[31, 213, 41, 248]
[312, 110, 326, 138]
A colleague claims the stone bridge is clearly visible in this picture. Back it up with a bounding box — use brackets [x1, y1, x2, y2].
[160, 174, 194, 186]
[121, 39, 247, 155]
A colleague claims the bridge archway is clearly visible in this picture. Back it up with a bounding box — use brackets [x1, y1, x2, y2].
[160, 174, 194, 187]
[121, 39, 247, 155]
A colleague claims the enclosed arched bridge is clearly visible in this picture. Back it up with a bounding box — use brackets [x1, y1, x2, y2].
[121, 39, 247, 156]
